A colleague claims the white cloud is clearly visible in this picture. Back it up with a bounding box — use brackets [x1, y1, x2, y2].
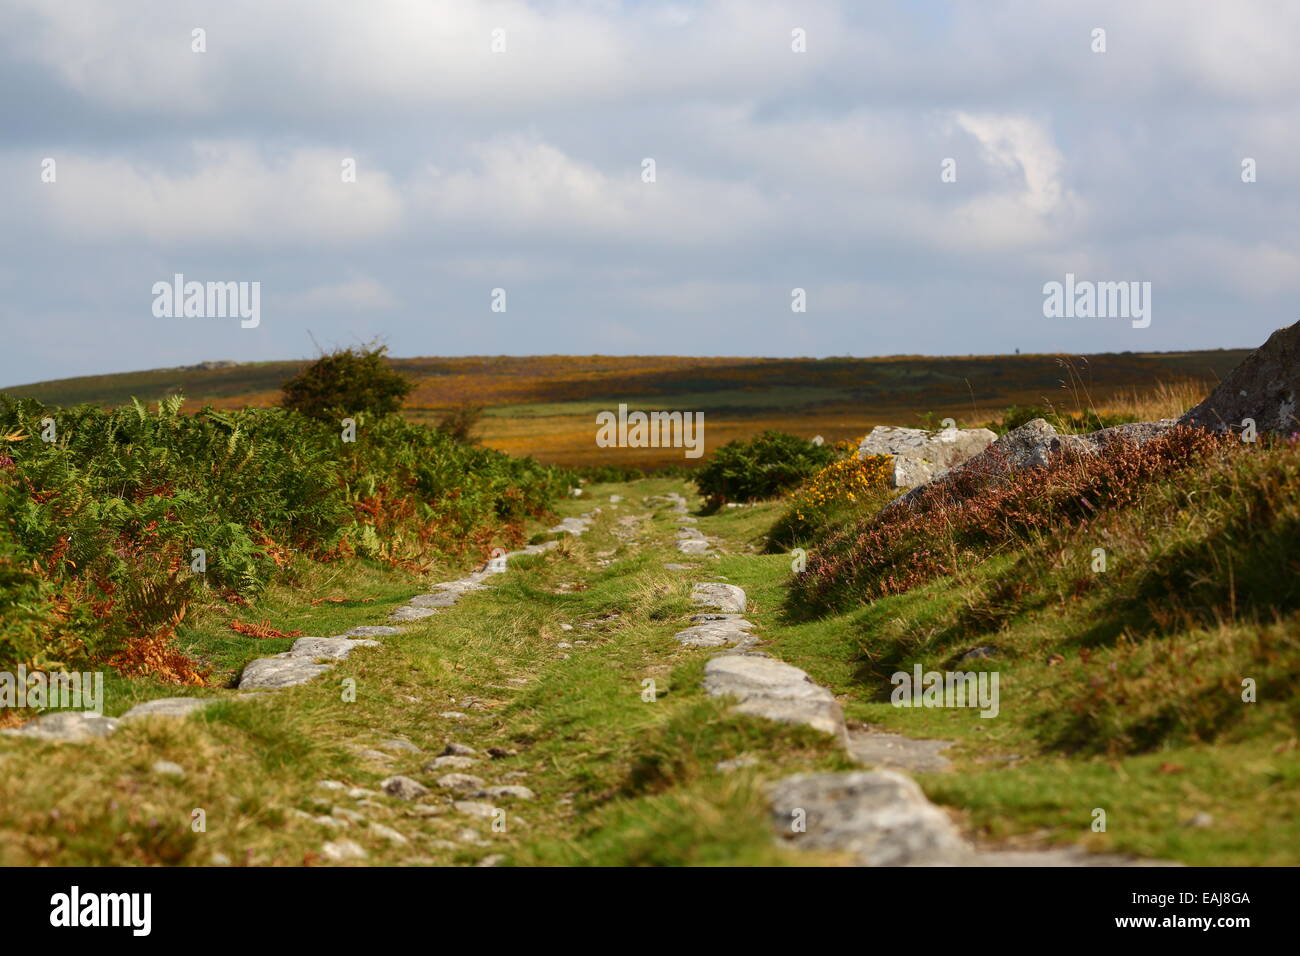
[279, 277, 399, 312]
[38, 142, 402, 244]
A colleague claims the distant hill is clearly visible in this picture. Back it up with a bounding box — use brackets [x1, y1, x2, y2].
[2, 350, 1251, 467]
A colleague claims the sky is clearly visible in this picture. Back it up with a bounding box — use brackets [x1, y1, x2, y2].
[1, 0, 1297, 387]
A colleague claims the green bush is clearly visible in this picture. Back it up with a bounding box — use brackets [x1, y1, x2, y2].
[0, 394, 570, 672]
[693, 431, 836, 504]
[280, 344, 412, 421]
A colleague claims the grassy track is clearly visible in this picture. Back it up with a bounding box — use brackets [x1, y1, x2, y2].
[3, 473, 1292, 866]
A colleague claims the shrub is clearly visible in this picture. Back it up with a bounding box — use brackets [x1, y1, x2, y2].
[280, 344, 412, 421]
[436, 403, 485, 444]
[694, 431, 837, 505]
[766, 446, 894, 549]
[0, 394, 571, 675]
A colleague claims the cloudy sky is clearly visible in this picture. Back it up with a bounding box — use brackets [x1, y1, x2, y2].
[2, 0, 1297, 387]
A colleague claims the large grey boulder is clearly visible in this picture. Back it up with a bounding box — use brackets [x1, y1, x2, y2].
[768, 770, 971, 866]
[237, 655, 331, 690]
[858, 425, 997, 488]
[703, 654, 846, 741]
[1180, 320, 1300, 434]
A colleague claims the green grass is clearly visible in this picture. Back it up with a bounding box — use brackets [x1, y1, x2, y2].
[3, 465, 1294, 867]
[688, 456, 1300, 866]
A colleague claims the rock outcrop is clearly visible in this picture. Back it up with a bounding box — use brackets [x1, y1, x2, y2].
[858, 425, 997, 488]
[885, 416, 1177, 513]
[1180, 319, 1300, 434]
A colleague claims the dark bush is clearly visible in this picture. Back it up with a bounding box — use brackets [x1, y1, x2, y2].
[280, 345, 412, 421]
[693, 431, 836, 504]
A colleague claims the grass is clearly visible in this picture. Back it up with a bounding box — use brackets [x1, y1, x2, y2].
[0, 486, 848, 866]
[3, 377, 1294, 867]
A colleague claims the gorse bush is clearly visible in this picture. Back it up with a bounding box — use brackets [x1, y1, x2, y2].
[280, 344, 413, 421]
[694, 430, 837, 505]
[766, 445, 894, 550]
[0, 395, 569, 675]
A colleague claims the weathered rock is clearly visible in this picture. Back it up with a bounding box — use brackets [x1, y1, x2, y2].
[409, 591, 459, 608]
[768, 770, 971, 866]
[677, 539, 711, 554]
[1180, 320, 1300, 434]
[152, 760, 186, 777]
[442, 742, 477, 756]
[846, 730, 953, 774]
[1, 711, 118, 742]
[550, 517, 592, 535]
[436, 773, 486, 792]
[380, 775, 430, 801]
[453, 801, 499, 819]
[320, 839, 367, 862]
[426, 755, 477, 770]
[691, 582, 746, 613]
[703, 654, 846, 741]
[472, 785, 535, 801]
[369, 822, 408, 844]
[884, 418, 1112, 512]
[237, 655, 331, 690]
[390, 606, 438, 622]
[1075, 419, 1177, 450]
[858, 425, 998, 488]
[340, 625, 404, 638]
[288, 637, 379, 660]
[673, 619, 757, 649]
[119, 696, 215, 722]
[376, 738, 421, 754]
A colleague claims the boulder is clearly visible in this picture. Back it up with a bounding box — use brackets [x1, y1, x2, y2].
[767, 770, 972, 866]
[703, 653, 846, 741]
[237, 655, 331, 690]
[885, 417, 1176, 513]
[1180, 320, 1300, 434]
[690, 582, 746, 613]
[858, 425, 997, 488]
